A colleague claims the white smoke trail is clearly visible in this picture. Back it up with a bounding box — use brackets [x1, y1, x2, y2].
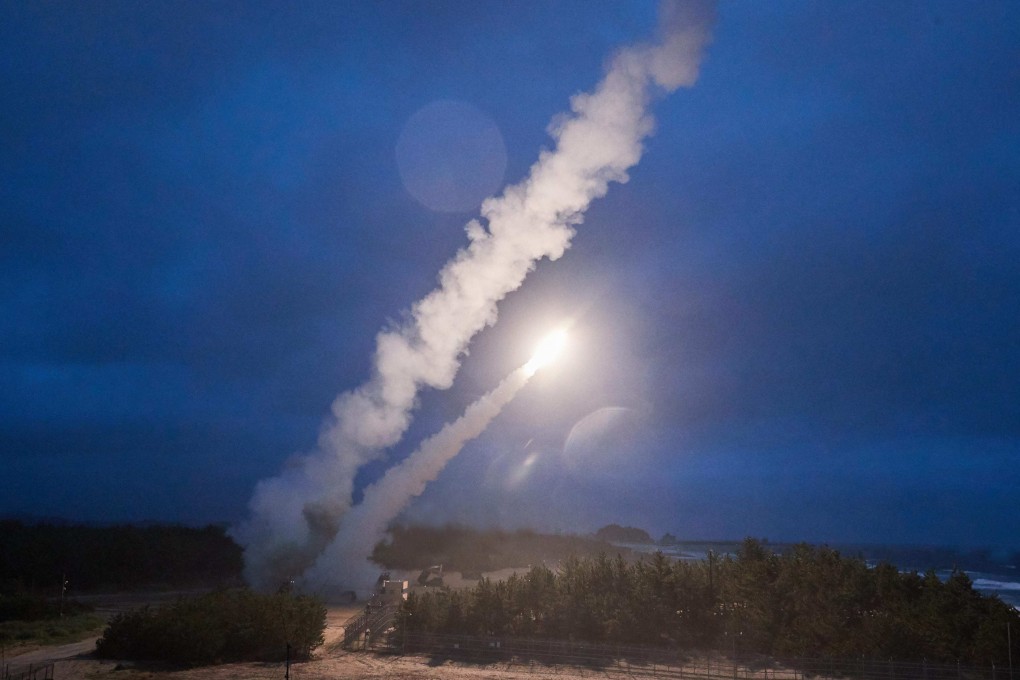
[233, 0, 715, 591]
[301, 365, 532, 595]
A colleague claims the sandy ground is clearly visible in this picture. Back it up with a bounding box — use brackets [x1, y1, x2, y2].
[13, 647, 794, 680]
[43, 656, 589, 680]
[15, 650, 686, 680]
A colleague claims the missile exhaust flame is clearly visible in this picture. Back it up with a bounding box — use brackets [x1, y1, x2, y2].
[525, 329, 568, 375]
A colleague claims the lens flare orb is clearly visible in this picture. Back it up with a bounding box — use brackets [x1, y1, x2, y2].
[525, 329, 568, 375]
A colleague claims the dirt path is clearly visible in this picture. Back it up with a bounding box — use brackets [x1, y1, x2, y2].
[5, 637, 100, 667]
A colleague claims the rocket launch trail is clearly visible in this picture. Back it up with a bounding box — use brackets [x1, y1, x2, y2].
[233, 0, 716, 592]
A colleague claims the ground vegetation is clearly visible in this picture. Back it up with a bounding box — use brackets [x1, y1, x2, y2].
[94, 589, 326, 665]
[0, 583, 102, 650]
[398, 539, 1020, 665]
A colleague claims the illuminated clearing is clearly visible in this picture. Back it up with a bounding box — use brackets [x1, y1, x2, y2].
[525, 329, 568, 375]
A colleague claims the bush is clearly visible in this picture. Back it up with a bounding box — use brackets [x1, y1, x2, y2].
[95, 589, 325, 665]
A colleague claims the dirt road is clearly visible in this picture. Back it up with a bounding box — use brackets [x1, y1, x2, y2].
[4, 637, 99, 667]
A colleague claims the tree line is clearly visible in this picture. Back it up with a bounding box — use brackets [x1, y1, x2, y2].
[373, 524, 629, 575]
[0, 520, 242, 594]
[398, 538, 1020, 665]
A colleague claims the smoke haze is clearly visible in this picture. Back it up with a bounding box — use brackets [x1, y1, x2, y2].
[233, 0, 715, 592]
[302, 366, 532, 594]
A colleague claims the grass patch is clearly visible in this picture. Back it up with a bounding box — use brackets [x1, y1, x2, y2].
[0, 612, 105, 648]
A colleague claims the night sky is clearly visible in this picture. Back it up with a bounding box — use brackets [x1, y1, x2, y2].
[2, 1, 1018, 548]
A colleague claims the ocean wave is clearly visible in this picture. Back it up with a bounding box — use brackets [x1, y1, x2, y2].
[972, 578, 1020, 591]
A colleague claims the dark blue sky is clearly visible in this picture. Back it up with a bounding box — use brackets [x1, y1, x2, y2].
[2, 1, 1018, 548]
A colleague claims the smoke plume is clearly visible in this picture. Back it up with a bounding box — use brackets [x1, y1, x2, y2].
[302, 366, 532, 594]
[233, 0, 715, 592]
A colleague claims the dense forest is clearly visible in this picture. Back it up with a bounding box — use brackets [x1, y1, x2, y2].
[398, 539, 1020, 666]
[0, 520, 242, 594]
[373, 524, 631, 574]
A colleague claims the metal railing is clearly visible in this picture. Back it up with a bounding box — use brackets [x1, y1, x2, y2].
[341, 604, 399, 648]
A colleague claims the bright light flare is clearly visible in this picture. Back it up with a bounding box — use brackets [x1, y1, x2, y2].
[525, 329, 568, 375]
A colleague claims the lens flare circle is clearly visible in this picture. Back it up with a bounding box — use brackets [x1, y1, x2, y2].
[525, 330, 568, 375]
[396, 100, 507, 213]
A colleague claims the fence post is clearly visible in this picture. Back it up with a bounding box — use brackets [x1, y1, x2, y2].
[1008, 622, 1013, 680]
